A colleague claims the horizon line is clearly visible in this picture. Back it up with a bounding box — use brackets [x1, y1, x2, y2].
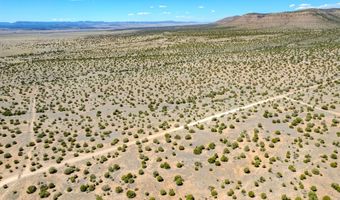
[1, 7, 339, 24]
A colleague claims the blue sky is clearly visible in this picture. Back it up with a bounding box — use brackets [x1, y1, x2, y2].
[0, 0, 340, 22]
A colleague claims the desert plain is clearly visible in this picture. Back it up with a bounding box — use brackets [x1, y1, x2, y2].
[0, 26, 339, 200]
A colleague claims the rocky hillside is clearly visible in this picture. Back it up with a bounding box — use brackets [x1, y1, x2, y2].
[216, 8, 340, 29]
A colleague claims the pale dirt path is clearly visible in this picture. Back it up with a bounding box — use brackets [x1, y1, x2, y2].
[0, 93, 290, 188]
[234, 79, 340, 198]
[239, 96, 340, 199]
[285, 97, 340, 117]
[21, 87, 37, 176]
[0, 78, 339, 189]
[1, 87, 37, 198]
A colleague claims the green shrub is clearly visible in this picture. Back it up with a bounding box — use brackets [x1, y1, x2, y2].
[244, 167, 250, 174]
[101, 184, 110, 191]
[308, 191, 318, 200]
[49, 167, 58, 174]
[115, 186, 123, 193]
[4, 153, 12, 158]
[174, 175, 184, 186]
[160, 189, 167, 196]
[26, 185, 37, 194]
[169, 189, 175, 196]
[193, 145, 204, 155]
[80, 184, 87, 192]
[322, 196, 331, 200]
[186, 194, 195, 200]
[331, 183, 340, 192]
[64, 167, 75, 175]
[126, 190, 136, 198]
[39, 190, 50, 198]
[248, 191, 255, 198]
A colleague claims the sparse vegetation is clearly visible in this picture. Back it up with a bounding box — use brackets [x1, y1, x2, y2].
[0, 25, 339, 200]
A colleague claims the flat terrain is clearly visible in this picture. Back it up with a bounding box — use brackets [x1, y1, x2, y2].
[0, 27, 339, 200]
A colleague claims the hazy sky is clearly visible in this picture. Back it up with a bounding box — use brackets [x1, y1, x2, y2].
[0, 0, 340, 22]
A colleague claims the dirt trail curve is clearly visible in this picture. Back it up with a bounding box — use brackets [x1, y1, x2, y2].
[1, 87, 37, 198]
[0, 78, 339, 189]
[286, 97, 340, 116]
[20, 87, 37, 177]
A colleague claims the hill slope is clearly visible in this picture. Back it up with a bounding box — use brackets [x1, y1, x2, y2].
[217, 8, 340, 29]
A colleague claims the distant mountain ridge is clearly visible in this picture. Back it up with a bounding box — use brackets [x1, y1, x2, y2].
[0, 21, 198, 30]
[216, 8, 340, 29]
[2, 9, 340, 31]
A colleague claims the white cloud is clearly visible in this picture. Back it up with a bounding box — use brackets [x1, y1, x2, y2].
[319, 4, 330, 8]
[150, 6, 154, 9]
[162, 11, 171, 15]
[159, 5, 167, 8]
[211, 10, 216, 13]
[318, 3, 340, 8]
[51, 18, 74, 21]
[128, 13, 134, 16]
[289, 4, 296, 8]
[198, 5, 204, 9]
[137, 12, 151, 16]
[176, 15, 193, 19]
[295, 3, 312, 10]
[293, 2, 340, 10]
